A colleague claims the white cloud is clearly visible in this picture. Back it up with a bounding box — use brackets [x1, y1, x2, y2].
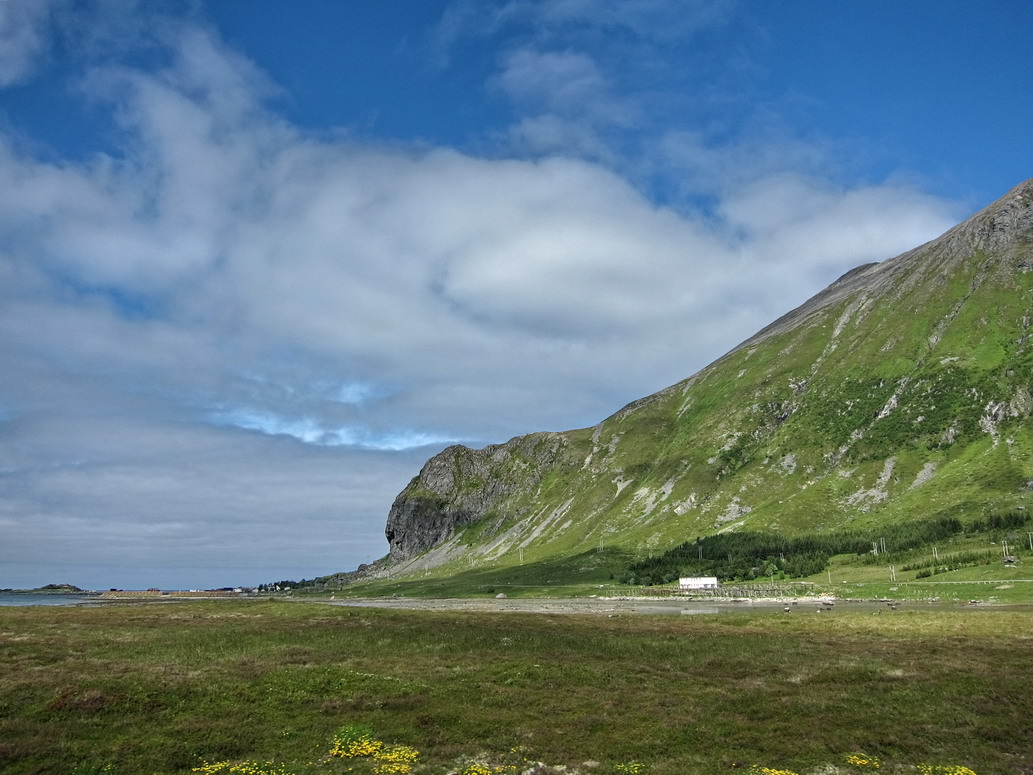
[495, 49, 632, 124]
[0, 0, 61, 86]
[0, 21, 961, 440]
[489, 47, 640, 157]
[722, 175, 956, 267]
[438, 0, 738, 161]
[446, 0, 736, 44]
[504, 114, 616, 159]
[536, 0, 737, 37]
[0, 412, 422, 589]
[209, 408, 460, 451]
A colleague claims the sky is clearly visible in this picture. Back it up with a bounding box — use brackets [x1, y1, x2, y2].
[1, 0, 1031, 591]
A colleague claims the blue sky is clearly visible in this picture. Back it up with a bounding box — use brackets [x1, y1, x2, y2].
[0, 0, 1030, 590]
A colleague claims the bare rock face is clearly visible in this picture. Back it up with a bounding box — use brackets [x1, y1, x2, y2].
[385, 432, 571, 562]
[955, 177, 1033, 254]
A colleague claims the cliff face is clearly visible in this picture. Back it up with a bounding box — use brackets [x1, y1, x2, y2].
[385, 433, 573, 563]
[384, 179, 1033, 574]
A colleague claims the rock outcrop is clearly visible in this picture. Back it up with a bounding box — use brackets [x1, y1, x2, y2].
[386, 432, 573, 562]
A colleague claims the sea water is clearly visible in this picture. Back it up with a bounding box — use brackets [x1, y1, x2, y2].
[0, 592, 98, 607]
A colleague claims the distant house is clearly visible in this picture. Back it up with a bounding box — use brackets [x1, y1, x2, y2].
[679, 576, 719, 591]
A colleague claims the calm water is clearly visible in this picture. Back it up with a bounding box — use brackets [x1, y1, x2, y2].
[0, 592, 99, 607]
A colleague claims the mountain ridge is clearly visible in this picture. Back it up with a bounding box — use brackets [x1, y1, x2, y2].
[379, 178, 1033, 579]
[737, 177, 1033, 353]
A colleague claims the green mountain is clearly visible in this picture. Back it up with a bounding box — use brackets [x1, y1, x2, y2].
[381, 179, 1033, 581]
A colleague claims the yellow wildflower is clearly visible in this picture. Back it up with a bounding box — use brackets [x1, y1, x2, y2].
[846, 753, 882, 769]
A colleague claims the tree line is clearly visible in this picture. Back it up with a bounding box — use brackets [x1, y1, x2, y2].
[621, 512, 1030, 585]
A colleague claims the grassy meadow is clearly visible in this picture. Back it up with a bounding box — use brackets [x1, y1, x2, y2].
[1, 600, 1032, 775]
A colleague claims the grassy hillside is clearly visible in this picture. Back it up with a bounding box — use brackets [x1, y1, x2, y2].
[374, 181, 1033, 590]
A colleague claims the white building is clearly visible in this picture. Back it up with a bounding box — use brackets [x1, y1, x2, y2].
[679, 576, 720, 591]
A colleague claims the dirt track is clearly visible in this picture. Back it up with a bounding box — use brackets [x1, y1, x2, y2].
[323, 596, 795, 615]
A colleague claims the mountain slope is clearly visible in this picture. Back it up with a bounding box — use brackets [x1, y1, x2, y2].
[382, 179, 1033, 578]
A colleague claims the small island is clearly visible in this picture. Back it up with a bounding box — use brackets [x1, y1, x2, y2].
[2, 584, 85, 594]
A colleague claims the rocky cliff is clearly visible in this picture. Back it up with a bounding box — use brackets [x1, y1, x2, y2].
[385, 432, 573, 563]
[384, 179, 1033, 576]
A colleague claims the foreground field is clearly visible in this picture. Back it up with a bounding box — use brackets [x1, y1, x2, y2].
[1, 601, 1031, 775]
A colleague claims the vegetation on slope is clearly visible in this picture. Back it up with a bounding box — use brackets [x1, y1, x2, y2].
[377, 183, 1033, 588]
[623, 512, 1031, 585]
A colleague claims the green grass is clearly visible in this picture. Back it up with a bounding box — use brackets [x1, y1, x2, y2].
[329, 549, 631, 599]
[2, 601, 1033, 774]
[327, 515, 1033, 603]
